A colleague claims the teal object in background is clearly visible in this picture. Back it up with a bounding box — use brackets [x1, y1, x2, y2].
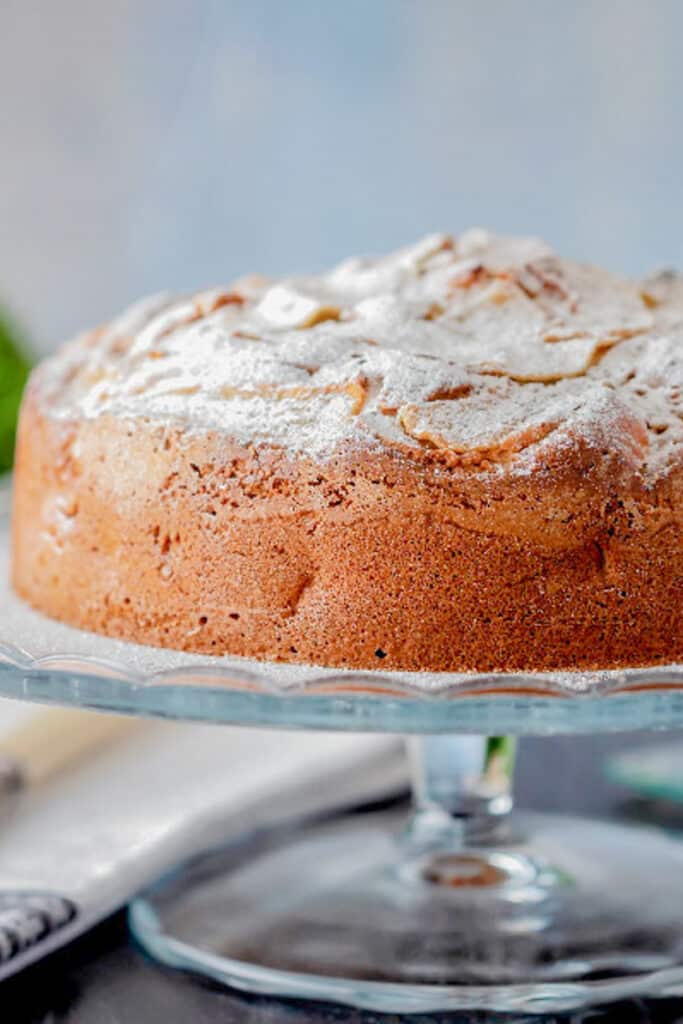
[0, 312, 30, 473]
[608, 742, 683, 804]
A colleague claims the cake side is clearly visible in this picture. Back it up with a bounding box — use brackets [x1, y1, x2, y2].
[12, 384, 682, 672]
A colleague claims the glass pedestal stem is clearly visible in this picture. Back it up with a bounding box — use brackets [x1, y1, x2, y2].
[406, 734, 517, 852]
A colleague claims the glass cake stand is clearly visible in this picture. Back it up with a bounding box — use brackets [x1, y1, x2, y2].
[2, 498, 683, 1013]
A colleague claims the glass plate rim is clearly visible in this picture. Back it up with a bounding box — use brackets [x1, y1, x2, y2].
[1, 639, 683, 734]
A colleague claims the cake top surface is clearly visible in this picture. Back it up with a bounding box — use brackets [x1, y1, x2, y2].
[38, 230, 683, 481]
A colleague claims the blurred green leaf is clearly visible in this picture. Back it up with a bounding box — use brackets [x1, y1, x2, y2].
[485, 735, 517, 782]
[0, 310, 31, 473]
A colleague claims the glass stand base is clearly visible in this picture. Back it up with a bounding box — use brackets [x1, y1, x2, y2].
[130, 804, 683, 1015]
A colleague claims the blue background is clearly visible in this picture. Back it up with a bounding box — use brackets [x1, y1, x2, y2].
[2, 0, 682, 353]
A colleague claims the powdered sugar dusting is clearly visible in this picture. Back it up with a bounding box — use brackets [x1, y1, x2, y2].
[37, 230, 683, 478]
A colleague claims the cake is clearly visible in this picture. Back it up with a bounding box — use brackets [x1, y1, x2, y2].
[10, 231, 683, 672]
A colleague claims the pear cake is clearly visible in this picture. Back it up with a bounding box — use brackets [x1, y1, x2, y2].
[11, 231, 683, 672]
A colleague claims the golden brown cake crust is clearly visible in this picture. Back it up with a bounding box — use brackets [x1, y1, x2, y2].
[12, 389, 682, 672]
[10, 231, 683, 672]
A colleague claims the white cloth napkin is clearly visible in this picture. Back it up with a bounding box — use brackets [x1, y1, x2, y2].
[0, 702, 403, 978]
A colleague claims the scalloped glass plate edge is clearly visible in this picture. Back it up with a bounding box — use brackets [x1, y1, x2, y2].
[1, 639, 683, 734]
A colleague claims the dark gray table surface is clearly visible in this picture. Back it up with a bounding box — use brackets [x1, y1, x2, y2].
[5, 731, 683, 1024]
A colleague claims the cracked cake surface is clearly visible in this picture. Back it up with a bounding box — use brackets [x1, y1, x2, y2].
[11, 230, 683, 673]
